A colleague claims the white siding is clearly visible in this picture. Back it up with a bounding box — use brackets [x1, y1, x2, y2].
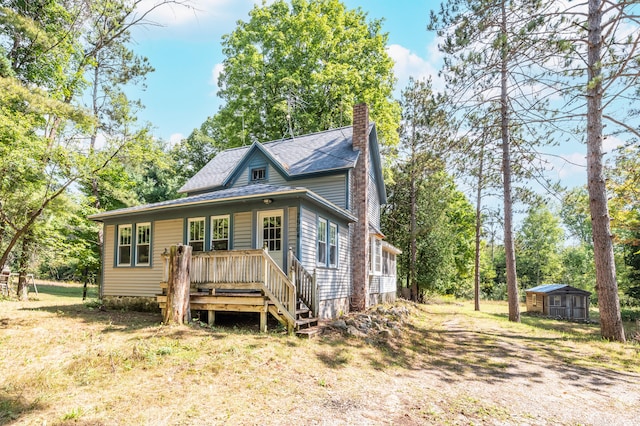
[103, 219, 183, 297]
[233, 212, 252, 249]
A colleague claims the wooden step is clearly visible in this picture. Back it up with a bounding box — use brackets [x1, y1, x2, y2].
[295, 316, 318, 328]
[296, 307, 311, 316]
[295, 325, 322, 339]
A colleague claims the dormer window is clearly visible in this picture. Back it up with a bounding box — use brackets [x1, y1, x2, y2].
[250, 167, 266, 182]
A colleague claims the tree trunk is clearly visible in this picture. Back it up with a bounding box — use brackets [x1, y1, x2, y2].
[501, 0, 520, 322]
[16, 231, 33, 301]
[164, 244, 192, 325]
[474, 143, 485, 312]
[586, 0, 625, 342]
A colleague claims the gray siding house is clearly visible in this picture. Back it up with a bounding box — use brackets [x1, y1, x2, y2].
[90, 104, 400, 327]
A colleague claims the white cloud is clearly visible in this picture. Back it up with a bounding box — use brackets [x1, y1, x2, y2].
[210, 63, 224, 87]
[169, 132, 184, 148]
[386, 43, 444, 94]
[603, 135, 625, 154]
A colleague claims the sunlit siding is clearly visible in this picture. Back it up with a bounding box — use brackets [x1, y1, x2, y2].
[233, 212, 252, 249]
[367, 171, 381, 230]
[288, 207, 297, 255]
[316, 224, 350, 301]
[295, 174, 347, 208]
[102, 219, 182, 297]
[299, 207, 316, 270]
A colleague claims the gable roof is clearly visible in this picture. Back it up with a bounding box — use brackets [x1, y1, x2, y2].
[525, 284, 591, 295]
[88, 183, 357, 223]
[179, 124, 371, 194]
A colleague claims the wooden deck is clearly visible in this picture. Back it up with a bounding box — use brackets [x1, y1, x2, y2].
[157, 248, 317, 333]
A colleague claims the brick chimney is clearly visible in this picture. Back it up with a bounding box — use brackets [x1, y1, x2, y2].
[350, 103, 369, 311]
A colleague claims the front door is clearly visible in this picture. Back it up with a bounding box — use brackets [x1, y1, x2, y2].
[257, 210, 284, 270]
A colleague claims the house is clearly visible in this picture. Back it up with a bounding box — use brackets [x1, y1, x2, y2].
[525, 284, 591, 320]
[89, 104, 401, 330]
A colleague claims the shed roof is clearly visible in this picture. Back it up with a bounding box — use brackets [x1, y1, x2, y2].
[525, 284, 591, 295]
[179, 125, 366, 194]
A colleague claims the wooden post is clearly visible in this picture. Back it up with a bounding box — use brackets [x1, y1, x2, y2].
[163, 244, 192, 325]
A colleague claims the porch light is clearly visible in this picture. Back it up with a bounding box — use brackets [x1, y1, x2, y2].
[263, 198, 273, 205]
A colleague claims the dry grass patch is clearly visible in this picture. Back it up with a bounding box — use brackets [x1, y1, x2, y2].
[1, 285, 639, 425]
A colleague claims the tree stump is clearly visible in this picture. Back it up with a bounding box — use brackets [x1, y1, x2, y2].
[163, 244, 192, 324]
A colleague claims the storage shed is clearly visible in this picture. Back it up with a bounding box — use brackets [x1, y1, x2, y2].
[525, 284, 591, 320]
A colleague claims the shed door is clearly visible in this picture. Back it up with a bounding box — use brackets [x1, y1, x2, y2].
[257, 210, 284, 270]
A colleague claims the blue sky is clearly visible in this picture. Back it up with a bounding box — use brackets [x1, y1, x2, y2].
[127, 0, 600, 189]
[129, 0, 441, 143]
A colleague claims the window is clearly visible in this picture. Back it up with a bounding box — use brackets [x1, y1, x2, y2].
[370, 237, 382, 275]
[262, 214, 282, 251]
[329, 223, 338, 267]
[382, 250, 389, 275]
[250, 167, 266, 182]
[317, 218, 327, 265]
[532, 293, 537, 307]
[211, 215, 230, 250]
[118, 225, 132, 266]
[188, 218, 205, 252]
[136, 223, 151, 265]
[550, 295, 562, 306]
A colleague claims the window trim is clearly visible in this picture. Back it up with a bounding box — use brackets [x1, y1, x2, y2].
[328, 222, 338, 268]
[317, 217, 328, 266]
[532, 293, 537, 307]
[188, 217, 206, 252]
[250, 166, 267, 182]
[210, 215, 230, 251]
[135, 222, 151, 266]
[117, 224, 132, 266]
[370, 236, 382, 275]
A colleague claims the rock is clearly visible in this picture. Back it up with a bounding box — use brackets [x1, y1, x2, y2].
[347, 325, 366, 337]
[377, 329, 392, 339]
[332, 319, 347, 330]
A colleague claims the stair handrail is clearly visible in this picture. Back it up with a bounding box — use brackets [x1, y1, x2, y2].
[288, 248, 318, 317]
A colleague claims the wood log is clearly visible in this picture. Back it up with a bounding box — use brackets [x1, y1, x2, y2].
[163, 244, 192, 324]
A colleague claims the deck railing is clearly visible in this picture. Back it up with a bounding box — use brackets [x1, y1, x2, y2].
[288, 248, 318, 316]
[161, 248, 296, 324]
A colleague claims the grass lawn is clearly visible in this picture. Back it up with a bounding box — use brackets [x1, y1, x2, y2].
[1, 284, 639, 425]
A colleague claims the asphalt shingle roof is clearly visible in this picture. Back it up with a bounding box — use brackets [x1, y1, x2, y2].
[179, 125, 367, 194]
[89, 183, 356, 222]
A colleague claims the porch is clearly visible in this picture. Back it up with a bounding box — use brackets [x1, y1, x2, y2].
[156, 248, 318, 333]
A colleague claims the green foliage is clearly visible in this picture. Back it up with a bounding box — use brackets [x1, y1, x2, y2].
[0, 0, 180, 275]
[385, 162, 475, 297]
[197, 0, 400, 152]
[516, 204, 564, 288]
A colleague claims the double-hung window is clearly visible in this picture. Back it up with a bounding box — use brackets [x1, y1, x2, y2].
[317, 218, 327, 265]
[117, 225, 132, 266]
[329, 223, 338, 267]
[211, 215, 229, 250]
[136, 223, 151, 265]
[188, 218, 205, 252]
[370, 236, 382, 275]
